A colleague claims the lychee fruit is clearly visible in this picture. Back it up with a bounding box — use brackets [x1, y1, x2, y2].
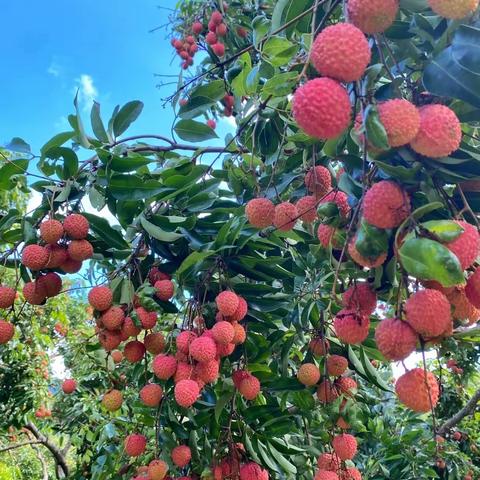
[0, 286, 16, 309]
[315, 472, 339, 480]
[36, 272, 62, 297]
[238, 374, 261, 400]
[98, 330, 122, 351]
[124, 433, 147, 457]
[172, 445, 192, 468]
[316, 379, 339, 403]
[404, 289, 452, 338]
[274, 202, 298, 231]
[337, 377, 358, 396]
[410, 105, 462, 158]
[448, 287, 480, 325]
[0, 320, 15, 344]
[59, 255, 82, 273]
[232, 323, 246, 344]
[239, 462, 269, 480]
[395, 368, 439, 412]
[22, 244, 49, 270]
[154, 279, 175, 301]
[317, 452, 341, 471]
[245, 198, 275, 228]
[140, 383, 163, 407]
[175, 361, 195, 383]
[124, 340, 146, 363]
[189, 336, 217, 362]
[176, 330, 198, 354]
[216, 291, 239, 316]
[147, 459, 168, 480]
[212, 43, 225, 57]
[466, 267, 480, 307]
[377, 99, 421, 147]
[136, 307, 157, 330]
[445, 220, 480, 270]
[121, 316, 141, 339]
[67, 239, 93, 261]
[230, 295, 248, 322]
[206, 31, 217, 45]
[44, 244, 68, 268]
[174, 379, 200, 407]
[317, 225, 341, 249]
[212, 321, 235, 344]
[305, 166, 332, 198]
[111, 350, 123, 363]
[334, 310, 370, 344]
[153, 354, 177, 380]
[348, 235, 387, 268]
[195, 359, 220, 383]
[62, 379, 77, 394]
[320, 191, 351, 218]
[23, 281, 46, 305]
[342, 283, 377, 315]
[102, 389, 123, 411]
[88, 286, 113, 311]
[327, 355, 348, 377]
[362, 181, 411, 229]
[375, 318, 418, 361]
[332, 434, 357, 460]
[216, 23, 228, 36]
[39, 219, 64, 244]
[296, 196, 318, 223]
[63, 213, 89, 239]
[309, 337, 330, 356]
[293, 78, 352, 140]
[348, 0, 399, 33]
[311, 23, 371, 82]
[428, 0, 479, 19]
[101, 306, 125, 331]
[144, 332, 166, 354]
[210, 11, 223, 25]
[340, 467, 362, 480]
[297, 363, 321, 386]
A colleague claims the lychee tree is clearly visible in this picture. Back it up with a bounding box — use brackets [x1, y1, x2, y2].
[2, 0, 480, 479]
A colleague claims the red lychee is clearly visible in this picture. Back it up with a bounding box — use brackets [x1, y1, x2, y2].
[238, 374, 260, 400]
[174, 379, 200, 407]
[311, 23, 371, 82]
[239, 462, 268, 480]
[101, 306, 125, 331]
[59, 255, 82, 273]
[410, 105, 462, 158]
[62, 379, 77, 394]
[212, 321, 235, 344]
[245, 198, 275, 228]
[148, 459, 168, 480]
[321, 191, 351, 218]
[428, 0, 479, 19]
[121, 316, 141, 339]
[337, 377, 358, 396]
[216, 23, 227, 36]
[140, 383, 163, 407]
[348, 0, 399, 33]
[334, 310, 370, 344]
[212, 43, 225, 57]
[230, 295, 248, 322]
[0, 286, 16, 309]
[39, 219, 64, 244]
[445, 220, 480, 270]
[124, 433, 147, 457]
[216, 291, 239, 316]
[192, 21, 203, 35]
[88, 286, 113, 312]
[342, 283, 377, 315]
[273, 202, 298, 231]
[190, 336, 217, 362]
[317, 379, 339, 403]
[0, 320, 15, 344]
[136, 307, 157, 330]
[332, 434, 357, 460]
[176, 330, 198, 354]
[395, 368, 439, 412]
[375, 318, 418, 361]
[45, 244, 68, 268]
[296, 196, 318, 223]
[305, 166, 332, 198]
[297, 363, 321, 386]
[340, 467, 362, 480]
[152, 354, 177, 380]
[154, 279, 175, 301]
[36, 272, 62, 298]
[98, 330, 122, 351]
[293, 78, 352, 140]
[363, 181, 411, 229]
[317, 225, 341, 249]
[172, 445, 192, 468]
[206, 31, 217, 45]
[317, 453, 341, 471]
[195, 359, 220, 383]
[124, 340, 146, 363]
[466, 267, 480, 307]
[111, 350, 123, 363]
[23, 281, 46, 305]
[144, 332, 166, 354]
[377, 99, 420, 147]
[315, 472, 339, 480]
[63, 213, 89, 239]
[309, 337, 330, 356]
[175, 361, 195, 383]
[327, 355, 348, 377]
[448, 287, 480, 325]
[148, 267, 170, 284]
[22, 244, 48, 271]
[210, 10, 223, 25]
[405, 289, 452, 338]
[102, 389, 123, 411]
[232, 323, 246, 344]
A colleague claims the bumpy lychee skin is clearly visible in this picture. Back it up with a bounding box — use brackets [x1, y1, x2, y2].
[148, 459, 168, 480]
[144, 332, 166, 354]
[310, 337, 330, 356]
[154, 279, 175, 301]
[124, 433, 147, 457]
[140, 383, 163, 407]
[327, 355, 348, 377]
[189, 336, 217, 362]
[63, 213, 89, 239]
[316, 379, 339, 403]
[348, 236, 387, 268]
[175, 362, 195, 383]
[293, 78, 352, 140]
[136, 307, 157, 330]
[395, 368, 440, 412]
[0, 286, 16, 309]
[62, 379, 77, 394]
[98, 330, 122, 351]
[337, 377, 358, 396]
[332, 434, 358, 460]
[305, 166, 332, 198]
[410, 105, 462, 158]
[152, 354, 177, 380]
[377, 99, 421, 147]
[296, 196, 318, 223]
[348, 0, 399, 33]
[298, 363, 321, 386]
[45, 244, 68, 268]
[216, 291, 239, 316]
[59, 256, 82, 274]
[428, 0, 479, 19]
[340, 467, 362, 480]
[245, 198, 275, 228]
[101, 306, 125, 331]
[448, 287, 480, 325]
[102, 389, 123, 411]
[405, 289, 452, 338]
[124, 340, 146, 363]
[315, 472, 339, 480]
[232, 323, 247, 344]
[321, 191, 351, 218]
[23, 281, 46, 305]
[311, 23, 371, 82]
[334, 310, 370, 345]
[375, 318, 418, 361]
[36, 272, 62, 298]
[174, 379, 200, 407]
[230, 295, 248, 322]
[342, 283, 377, 315]
[239, 462, 269, 480]
[274, 202, 298, 231]
[176, 330, 198, 354]
[88, 286, 113, 312]
[212, 321, 235, 345]
[466, 268, 480, 307]
[317, 225, 340, 249]
[0, 320, 15, 344]
[40, 219, 64, 244]
[111, 350, 123, 363]
[172, 445, 192, 468]
[68, 239, 93, 261]
[121, 316, 141, 339]
[239, 374, 261, 400]
[317, 453, 341, 471]
[22, 244, 49, 271]
[445, 220, 480, 270]
[363, 181, 411, 229]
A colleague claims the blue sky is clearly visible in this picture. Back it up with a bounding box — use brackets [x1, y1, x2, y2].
[1, 0, 184, 152]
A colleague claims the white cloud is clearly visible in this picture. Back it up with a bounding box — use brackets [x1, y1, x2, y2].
[74, 74, 99, 112]
[47, 61, 61, 77]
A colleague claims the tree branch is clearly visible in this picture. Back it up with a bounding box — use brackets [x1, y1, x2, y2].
[438, 388, 480, 435]
[0, 439, 43, 453]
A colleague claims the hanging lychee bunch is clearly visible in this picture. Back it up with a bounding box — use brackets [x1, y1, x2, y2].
[206, 10, 228, 58]
[171, 33, 199, 70]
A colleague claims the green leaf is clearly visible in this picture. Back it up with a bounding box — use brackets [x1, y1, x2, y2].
[270, 0, 290, 31]
[40, 132, 75, 155]
[44, 147, 79, 179]
[120, 279, 135, 305]
[421, 220, 464, 242]
[177, 250, 216, 276]
[140, 216, 183, 242]
[262, 72, 297, 97]
[214, 391, 233, 423]
[231, 52, 253, 96]
[189, 79, 226, 102]
[399, 237, 464, 287]
[73, 92, 91, 148]
[174, 119, 218, 142]
[178, 96, 215, 120]
[0, 159, 29, 191]
[109, 175, 164, 200]
[90, 101, 109, 142]
[365, 105, 389, 150]
[262, 36, 298, 67]
[5, 137, 31, 154]
[82, 213, 130, 250]
[112, 101, 144, 137]
[355, 219, 389, 258]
